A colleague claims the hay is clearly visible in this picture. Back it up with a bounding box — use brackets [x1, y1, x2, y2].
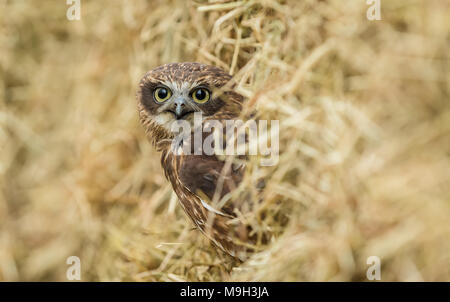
[0, 0, 449, 281]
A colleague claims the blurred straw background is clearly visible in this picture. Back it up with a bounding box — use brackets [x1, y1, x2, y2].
[0, 0, 449, 281]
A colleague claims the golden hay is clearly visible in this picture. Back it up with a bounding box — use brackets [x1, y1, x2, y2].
[0, 0, 449, 281]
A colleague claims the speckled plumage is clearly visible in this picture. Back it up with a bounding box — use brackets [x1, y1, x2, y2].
[137, 62, 249, 259]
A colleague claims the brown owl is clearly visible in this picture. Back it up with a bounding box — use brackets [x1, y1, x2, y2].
[137, 62, 252, 260]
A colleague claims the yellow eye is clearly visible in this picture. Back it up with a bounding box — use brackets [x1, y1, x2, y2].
[154, 87, 172, 103]
[191, 88, 210, 103]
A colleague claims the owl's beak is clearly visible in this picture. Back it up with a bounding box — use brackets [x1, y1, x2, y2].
[175, 103, 184, 118]
[171, 97, 193, 120]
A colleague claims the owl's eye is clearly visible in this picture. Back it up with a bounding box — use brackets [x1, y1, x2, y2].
[191, 88, 210, 103]
[154, 87, 172, 103]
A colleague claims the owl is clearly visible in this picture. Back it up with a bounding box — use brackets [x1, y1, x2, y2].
[137, 62, 252, 260]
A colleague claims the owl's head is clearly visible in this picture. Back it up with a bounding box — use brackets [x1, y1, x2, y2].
[137, 62, 243, 148]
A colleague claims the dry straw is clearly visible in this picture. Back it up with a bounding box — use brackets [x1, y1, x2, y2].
[0, 0, 449, 281]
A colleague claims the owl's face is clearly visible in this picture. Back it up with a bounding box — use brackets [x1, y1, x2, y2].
[137, 63, 243, 147]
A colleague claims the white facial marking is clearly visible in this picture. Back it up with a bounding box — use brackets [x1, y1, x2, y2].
[154, 111, 174, 130]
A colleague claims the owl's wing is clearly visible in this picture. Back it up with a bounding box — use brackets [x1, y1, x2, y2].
[177, 153, 251, 260]
[178, 154, 244, 217]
